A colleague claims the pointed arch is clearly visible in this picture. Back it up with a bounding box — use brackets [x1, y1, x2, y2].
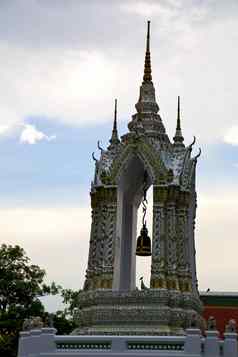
[111, 139, 169, 185]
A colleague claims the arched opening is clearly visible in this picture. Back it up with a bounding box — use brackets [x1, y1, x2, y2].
[136, 185, 153, 289]
[113, 154, 152, 291]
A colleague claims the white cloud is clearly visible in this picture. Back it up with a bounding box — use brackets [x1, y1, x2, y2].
[196, 192, 238, 291]
[0, 44, 130, 131]
[0, 2, 237, 144]
[1, 189, 238, 294]
[224, 126, 238, 146]
[1, 206, 91, 290]
[120, 1, 176, 18]
[20, 124, 56, 144]
[0, 125, 9, 134]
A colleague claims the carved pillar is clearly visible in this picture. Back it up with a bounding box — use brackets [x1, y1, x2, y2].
[84, 186, 117, 290]
[188, 188, 198, 293]
[101, 202, 117, 288]
[150, 186, 167, 289]
[84, 204, 99, 290]
[176, 191, 192, 292]
[166, 201, 179, 290]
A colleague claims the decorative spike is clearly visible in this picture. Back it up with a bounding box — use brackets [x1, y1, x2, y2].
[177, 95, 181, 131]
[146, 20, 150, 52]
[97, 140, 104, 152]
[113, 98, 118, 133]
[143, 21, 152, 82]
[92, 152, 98, 162]
[109, 98, 120, 147]
[190, 136, 196, 147]
[188, 136, 196, 151]
[194, 148, 202, 160]
[173, 95, 184, 147]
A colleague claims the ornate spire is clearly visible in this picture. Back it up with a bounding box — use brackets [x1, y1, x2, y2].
[109, 99, 120, 147]
[177, 95, 181, 131]
[127, 21, 169, 145]
[134, 21, 159, 116]
[173, 96, 184, 147]
[143, 20, 152, 82]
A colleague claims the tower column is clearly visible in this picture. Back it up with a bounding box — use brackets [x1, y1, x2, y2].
[150, 186, 167, 289]
[176, 192, 192, 292]
[84, 204, 99, 290]
[85, 187, 117, 290]
[166, 201, 179, 290]
[188, 189, 199, 293]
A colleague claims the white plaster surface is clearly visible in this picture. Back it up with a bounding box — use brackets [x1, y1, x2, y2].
[17, 328, 238, 357]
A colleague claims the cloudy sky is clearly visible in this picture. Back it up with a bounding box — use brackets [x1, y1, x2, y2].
[1, 0, 238, 309]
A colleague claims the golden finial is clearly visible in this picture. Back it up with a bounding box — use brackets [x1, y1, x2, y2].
[109, 98, 120, 146]
[114, 98, 117, 131]
[173, 96, 184, 145]
[143, 21, 152, 82]
[177, 96, 181, 131]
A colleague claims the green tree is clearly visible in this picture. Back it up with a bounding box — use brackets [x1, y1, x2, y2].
[0, 244, 46, 313]
[50, 310, 77, 335]
[0, 244, 60, 357]
[61, 288, 82, 316]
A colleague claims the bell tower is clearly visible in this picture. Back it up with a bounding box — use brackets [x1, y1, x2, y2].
[74, 21, 203, 335]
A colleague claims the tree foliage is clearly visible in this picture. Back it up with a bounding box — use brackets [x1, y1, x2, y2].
[61, 288, 81, 316]
[0, 244, 62, 357]
[51, 310, 77, 335]
[0, 244, 47, 313]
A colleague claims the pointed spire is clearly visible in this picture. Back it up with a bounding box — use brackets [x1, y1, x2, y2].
[134, 21, 159, 116]
[177, 95, 181, 131]
[109, 99, 120, 147]
[173, 96, 184, 147]
[129, 21, 169, 138]
[113, 98, 118, 133]
[143, 20, 152, 82]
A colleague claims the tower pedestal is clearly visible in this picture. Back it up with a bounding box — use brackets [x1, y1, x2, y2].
[73, 289, 203, 336]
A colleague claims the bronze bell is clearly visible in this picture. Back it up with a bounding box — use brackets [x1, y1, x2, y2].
[136, 223, 152, 256]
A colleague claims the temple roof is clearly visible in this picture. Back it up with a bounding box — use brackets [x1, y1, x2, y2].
[91, 22, 201, 192]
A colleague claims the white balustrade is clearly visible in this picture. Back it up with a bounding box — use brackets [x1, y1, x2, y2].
[17, 327, 238, 357]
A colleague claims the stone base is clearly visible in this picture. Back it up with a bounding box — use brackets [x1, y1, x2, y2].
[73, 289, 203, 336]
[73, 325, 185, 336]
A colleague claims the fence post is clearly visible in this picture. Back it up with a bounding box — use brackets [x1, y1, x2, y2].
[39, 328, 57, 353]
[184, 328, 201, 355]
[111, 337, 127, 352]
[17, 331, 31, 357]
[204, 330, 220, 356]
[28, 329, 42, 356]
[223, 332, 238, 357]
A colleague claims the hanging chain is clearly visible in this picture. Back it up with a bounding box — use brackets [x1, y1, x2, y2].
[142, 171, 148, 226]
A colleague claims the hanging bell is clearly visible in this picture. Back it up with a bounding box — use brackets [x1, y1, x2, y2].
[136, 223, 152, 256]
